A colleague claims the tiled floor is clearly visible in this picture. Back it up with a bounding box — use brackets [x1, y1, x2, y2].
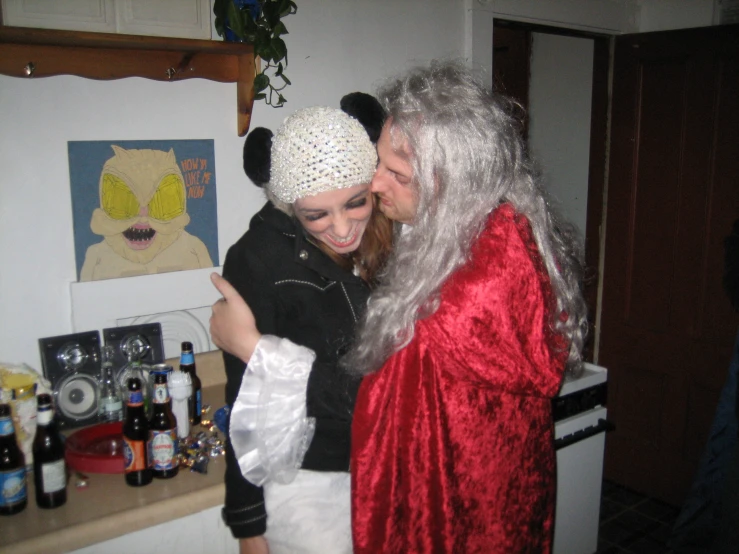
[596, 480, 681, 554]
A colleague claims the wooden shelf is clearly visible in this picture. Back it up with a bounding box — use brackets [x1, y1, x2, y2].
[0, 26, 256, 136]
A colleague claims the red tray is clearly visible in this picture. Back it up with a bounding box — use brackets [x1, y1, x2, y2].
[65, 421, 125, 474]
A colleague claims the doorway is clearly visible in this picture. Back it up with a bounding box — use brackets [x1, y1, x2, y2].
[492, 19, 609, 359]
[495, 20, 739, 506]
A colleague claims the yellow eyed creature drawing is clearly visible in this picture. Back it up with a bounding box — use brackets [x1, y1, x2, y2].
[80, 146, 213, 281]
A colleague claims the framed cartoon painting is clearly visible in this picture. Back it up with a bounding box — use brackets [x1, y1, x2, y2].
[68, 140, 218, 282]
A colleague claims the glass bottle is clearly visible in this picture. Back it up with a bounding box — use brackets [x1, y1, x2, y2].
[0, 403, 27, 515]
[98, 345, 123, 422]
[148, 372, 179, 479]
[180, 341, 202, 426]
[32, 394, 67, 508]
[122, 378, 152, 487]
[116, 340, 152, 419]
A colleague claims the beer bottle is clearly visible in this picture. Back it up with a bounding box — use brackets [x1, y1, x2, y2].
[0, 403, 27, 515]
[148, 372, 179, 479]
[180, 341, 202, 426]
[122, 378, 152, 487]
[32, 394, 67, 508]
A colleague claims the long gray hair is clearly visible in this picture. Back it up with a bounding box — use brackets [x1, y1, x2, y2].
[343, 60, 588, 376]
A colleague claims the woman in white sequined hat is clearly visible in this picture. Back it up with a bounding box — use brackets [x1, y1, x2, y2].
[213, 95, 392, 554]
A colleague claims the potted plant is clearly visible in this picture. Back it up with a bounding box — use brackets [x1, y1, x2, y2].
[213, 0, 297, 107]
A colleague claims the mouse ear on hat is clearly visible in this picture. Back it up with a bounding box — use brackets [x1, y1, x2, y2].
[340, 92, 386, 144]
[243, 127, 273, 187]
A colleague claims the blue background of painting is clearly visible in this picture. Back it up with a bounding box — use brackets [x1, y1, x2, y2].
[68, 140, 219, 281]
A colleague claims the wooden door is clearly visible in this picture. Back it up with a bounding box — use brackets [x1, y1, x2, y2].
[600, 24, 739, 505]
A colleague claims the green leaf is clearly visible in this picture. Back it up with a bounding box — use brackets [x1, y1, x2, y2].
[213, 0, 227, 37]
[273, 21, 288, 37]
[257, 27, 272, 46]
[232, 0, 294, 109]
[271, 37, 287, 62]
[256, 43, 274, 63]
[213, 0, 228, 20]
[262, 1, 281, 28]
[279, 0, 297, 17]
[226, 2, 246, 39]
[244, 9, 258, 33]
[254, 73, 270, 93]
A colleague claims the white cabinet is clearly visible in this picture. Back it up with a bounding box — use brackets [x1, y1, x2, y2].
[115, 0, 212, 39]
[1, 0, 212, 39]
[1, 0, 117, 33]
[68, 505, 239, 554]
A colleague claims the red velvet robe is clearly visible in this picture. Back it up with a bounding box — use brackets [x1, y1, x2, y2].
[351, 204, 568, 553]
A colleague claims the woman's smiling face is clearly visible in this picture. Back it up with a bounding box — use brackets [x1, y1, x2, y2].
[293, 183, 373, 254]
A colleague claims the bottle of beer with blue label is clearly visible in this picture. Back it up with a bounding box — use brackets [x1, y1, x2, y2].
[123, 378, 152, 487]
[0, 403, 27, 515]
[148, 372, 178, 479]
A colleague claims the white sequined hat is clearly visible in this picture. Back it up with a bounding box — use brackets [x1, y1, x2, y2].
[269, 106, 377, 204]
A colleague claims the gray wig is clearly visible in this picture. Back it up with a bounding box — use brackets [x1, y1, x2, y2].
[344, 60, 588, 376]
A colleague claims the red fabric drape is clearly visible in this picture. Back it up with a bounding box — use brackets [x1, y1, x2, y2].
[351, 205, 568, 553]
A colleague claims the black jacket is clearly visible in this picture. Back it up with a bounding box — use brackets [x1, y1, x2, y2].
[221, 202, 368, 539]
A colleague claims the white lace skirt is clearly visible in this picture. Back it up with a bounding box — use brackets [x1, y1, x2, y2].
[264, 469, 352, 554]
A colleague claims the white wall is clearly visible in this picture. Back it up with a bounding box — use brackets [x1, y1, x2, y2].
[637, 0, 716, 32]
[528, 33, 594, 235]
[466, 0, 639, 87]
[0, 0, 720, 372]
[0, 0, 464, 372]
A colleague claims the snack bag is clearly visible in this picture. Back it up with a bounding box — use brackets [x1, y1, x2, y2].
[1, 363, 52, 468]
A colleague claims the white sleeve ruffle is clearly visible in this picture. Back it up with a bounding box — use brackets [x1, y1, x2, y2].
[229, 335, 317, 486]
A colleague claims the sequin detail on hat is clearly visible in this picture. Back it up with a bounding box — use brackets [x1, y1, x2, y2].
[269, 107, 377, 204]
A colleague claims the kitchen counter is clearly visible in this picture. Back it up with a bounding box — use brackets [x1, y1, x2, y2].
[0, 351, 229, 554]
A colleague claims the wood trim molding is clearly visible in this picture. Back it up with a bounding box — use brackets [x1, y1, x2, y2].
[0, 25, 256, 135]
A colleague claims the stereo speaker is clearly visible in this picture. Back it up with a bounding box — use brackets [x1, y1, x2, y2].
[103, 323, 165, 375]
[38, 330, 102, 429]
[103, 323, 164, 394]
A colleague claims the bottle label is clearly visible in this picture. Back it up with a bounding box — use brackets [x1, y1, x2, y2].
[0, 468, 27, 507]
[153, 383, 170, 404]
[40, 459, 66, 493]
[148, 429, 178, 470]
[37, 408, 54, 426]
[195, 389, 202, 418]
[0, 416, 13, 436]
[128, 390, 144, 407]
[123, 437, 148, 472]
[102, 397, 123, 414]
[180, 352, 194, 365]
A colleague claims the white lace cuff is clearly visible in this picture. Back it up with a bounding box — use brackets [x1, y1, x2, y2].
[229, 335, 317, 486]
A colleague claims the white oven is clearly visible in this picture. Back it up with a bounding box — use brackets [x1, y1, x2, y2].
[553, 362, 610, 554]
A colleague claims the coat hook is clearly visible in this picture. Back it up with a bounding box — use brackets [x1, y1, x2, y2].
[24, 62, 35, 76]
[166, 67, 176, 80]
